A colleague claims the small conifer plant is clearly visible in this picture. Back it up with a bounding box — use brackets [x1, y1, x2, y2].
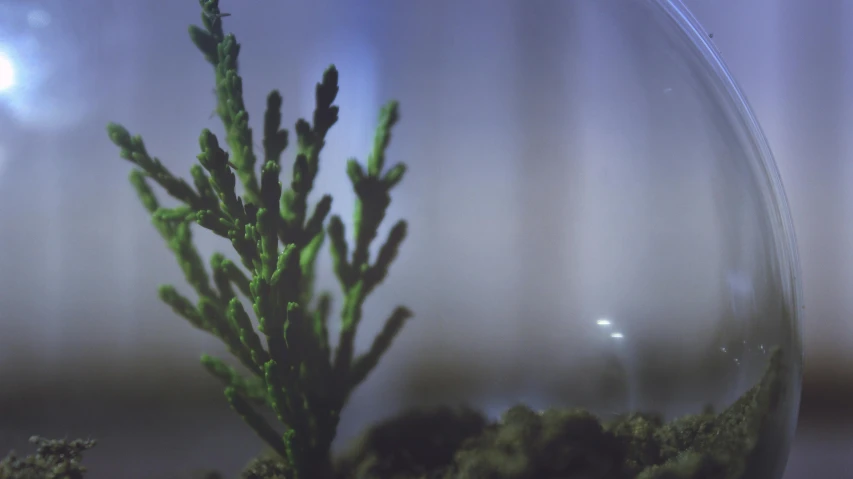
[105, 0, 410, 477]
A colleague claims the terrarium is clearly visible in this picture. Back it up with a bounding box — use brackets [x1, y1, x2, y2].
[1, 0, 801, 478]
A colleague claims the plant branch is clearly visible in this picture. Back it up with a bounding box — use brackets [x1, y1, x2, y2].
[107, 1, 413, 477]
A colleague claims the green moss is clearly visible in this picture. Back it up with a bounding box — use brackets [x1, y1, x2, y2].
[334, 406, 488, 478]
[0, 436, 96, 479]
[241, 450, 291, 479]
[326, 347, 788, 479]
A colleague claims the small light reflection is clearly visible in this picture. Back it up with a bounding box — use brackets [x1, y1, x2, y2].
[596, 319, 611, 326]
[610, 332, 624, 339]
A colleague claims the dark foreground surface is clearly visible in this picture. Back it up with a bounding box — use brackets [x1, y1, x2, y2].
[0, 402, 847, 479]
[0, 367, 851, 479]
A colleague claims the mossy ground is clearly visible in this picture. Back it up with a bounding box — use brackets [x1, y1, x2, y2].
[1, 349, 787, 479]
[244, 348, 788, 479]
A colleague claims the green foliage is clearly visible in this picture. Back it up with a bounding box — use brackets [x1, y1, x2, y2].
[0, 436, 96, 479]
[106, 0, 412, 477]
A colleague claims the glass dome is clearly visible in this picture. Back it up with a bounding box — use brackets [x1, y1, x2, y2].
[357, 1, 802, 478]
[99, 0, 803, 478]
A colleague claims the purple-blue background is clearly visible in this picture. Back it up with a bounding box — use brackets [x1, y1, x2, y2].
[0, 0, 851, 477]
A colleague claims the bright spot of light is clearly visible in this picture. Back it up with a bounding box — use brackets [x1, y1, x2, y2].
[610, 332, 624, 339]
[0, 53, 15, 92]
[596, 319, 612, 326]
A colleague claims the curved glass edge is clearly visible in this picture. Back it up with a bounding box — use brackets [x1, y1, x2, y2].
[648, 0, 803, 476]
[651, 0, 804, 376]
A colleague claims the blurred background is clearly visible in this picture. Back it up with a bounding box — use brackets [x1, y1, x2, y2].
[0, 0, 851, 477]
